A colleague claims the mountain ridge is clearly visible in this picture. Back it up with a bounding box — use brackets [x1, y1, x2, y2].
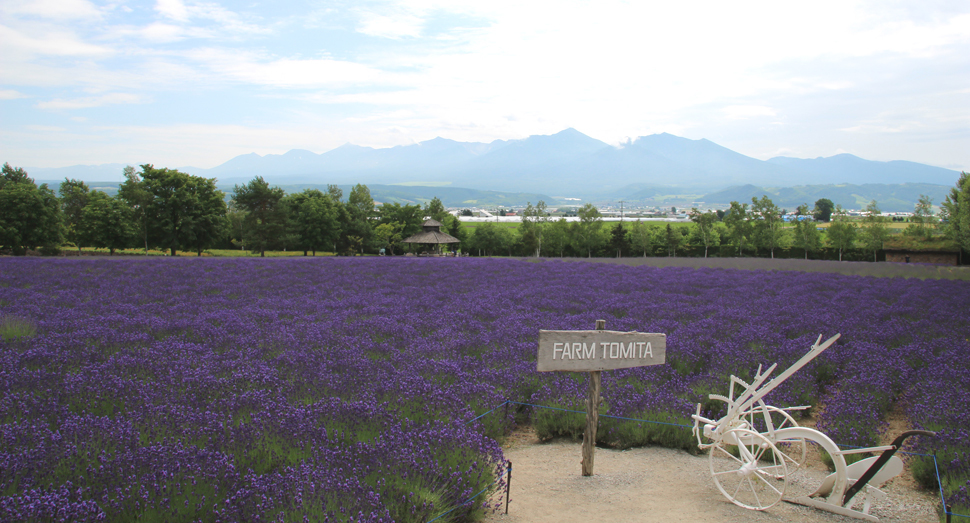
[22, 129, 961, 198]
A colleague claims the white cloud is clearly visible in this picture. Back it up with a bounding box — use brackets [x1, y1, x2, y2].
[155, 0, 189, 22]
[0, 89, 28, 99]
[356, 11, 424, 39]
[1, 0, 102, 20]
[723, 105, 778, 120]
[26, 125, 68, 132]
[0, 24, 110, 57]
[187, 48, 387, 88]
[36, 93, 145, 110]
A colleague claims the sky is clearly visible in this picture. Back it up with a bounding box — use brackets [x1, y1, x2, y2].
[1, 0, 969, 173]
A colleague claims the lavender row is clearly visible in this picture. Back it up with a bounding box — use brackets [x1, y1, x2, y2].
[1, 257, 967, 520]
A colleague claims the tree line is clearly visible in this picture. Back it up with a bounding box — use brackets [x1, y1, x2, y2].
[2, 162, 967, 261]
[0, 163, 464, 256]
[464, 176, 970, 261]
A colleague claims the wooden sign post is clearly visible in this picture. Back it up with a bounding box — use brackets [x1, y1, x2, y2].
[537, 320, 666, 476]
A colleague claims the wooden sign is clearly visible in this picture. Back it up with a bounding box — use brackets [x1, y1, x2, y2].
[536, 321, 667, 477]
[537, 329, 666, 372]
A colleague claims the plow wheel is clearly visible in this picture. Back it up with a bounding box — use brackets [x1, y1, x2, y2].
[744, 406, 807, 473]
[709, 428, 788, 510]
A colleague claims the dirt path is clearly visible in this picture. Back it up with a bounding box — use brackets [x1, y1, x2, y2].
[484, 428, 940, 523]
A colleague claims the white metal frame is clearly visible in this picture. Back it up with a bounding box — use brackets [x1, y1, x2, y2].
[691, 334, 908, 521]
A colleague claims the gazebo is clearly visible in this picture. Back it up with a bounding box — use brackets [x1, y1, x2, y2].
[401, 219, 460, 255]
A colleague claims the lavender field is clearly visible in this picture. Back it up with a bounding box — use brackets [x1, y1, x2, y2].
[1, 257, 968, 522]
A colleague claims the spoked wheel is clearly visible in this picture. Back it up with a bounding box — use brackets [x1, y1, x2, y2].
[709, 428, 788, 510]
[743, 406, 807, 473]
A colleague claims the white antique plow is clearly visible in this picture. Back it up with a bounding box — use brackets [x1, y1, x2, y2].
[691, 334, 934, 521]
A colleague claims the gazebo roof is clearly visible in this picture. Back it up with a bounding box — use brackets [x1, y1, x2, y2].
[401, 218, 461, 244]
[401, 230, 461, 244]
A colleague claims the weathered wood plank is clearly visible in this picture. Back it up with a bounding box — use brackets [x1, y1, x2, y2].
[537, 330, 666, 372]
[581, 369, 601, 476]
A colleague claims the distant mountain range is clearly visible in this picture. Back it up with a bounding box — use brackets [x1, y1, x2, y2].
[26, 129, 962, 211]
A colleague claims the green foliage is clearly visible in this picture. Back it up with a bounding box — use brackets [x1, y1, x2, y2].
[609, 223, 629, 257]
[344, 184, 375, 254]
[860, 200, 891, 262]
[59, 178, 90, 251]
[813, 198, 835, 222]
[627, 220, 655, 257]
[532, 400, 588, 440]
[542, 218, 570, 257]
[826, 205, 857, 261]
[664, 223, 685, 256]
[374, 221, 405, 254]
[286, 189, 342, 255]
[792, 204, 822, 259]
[0, 163, 63, 255]
[378, 202, 424, 240]
[117, 165, 152, 251]
[136, 164, 226, 256]
[751, 195, 785, 258]
[600, 414, 698, 453]
[519, 201, 549, 257]
[423, 196, 448, 223]
[573, 203, 603, 257]
[0, 316, 37, 341]
[940, 172, 970, 254]
[724, 201, 751, 256]
[441, 214, 467, 248]
[78, 191, 136, 254]
[468, 222, 513, 256]
[689, 208, 720, 257]
[904, 194, 938, 241]
[232, 176, 287, 257]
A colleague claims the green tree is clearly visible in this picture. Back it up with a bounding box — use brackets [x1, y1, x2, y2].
[0, 164, 63, 254]
[859, 200, 889, 262]
[544, 218, 570, 257]
[826, 205, 857, 261]
[327, 184, 343, 202]
[181, 176, 228, 256]
[77, 191, 135, 254]
[232, 176, 287, 257]
[136, 165, 226, 256]
[792, 204, 821, 259]
[424, 196, 448, 223]
[469, 222, 511, 256]
[664, 223, 685, 256]
[724, 201, 751, 256]
[609, 223, 629, 257]
[688, 209, 720, 258]
[940, 172, 970, 259]
[117, 165, 152, 252]
[59, 178, 89, 252]
[751, 196, 785, 258]
[574, 203, 603, 257]
[813, 198, 835, 222]
[520, 200, 549, 257]
[378, 202, 424, 240]
[627, 220, 654, 257]
[345, 184, 375, 255]
[441, 214, 467, 251]
[286, 189, 341, 256]
[904, 194, 937, 241]
[374, 222, 405, 255]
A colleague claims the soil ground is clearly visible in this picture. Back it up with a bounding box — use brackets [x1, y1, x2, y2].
[483, 426, 941, 523]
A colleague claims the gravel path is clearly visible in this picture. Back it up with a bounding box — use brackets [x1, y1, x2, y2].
[484, 429, 941, 523]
